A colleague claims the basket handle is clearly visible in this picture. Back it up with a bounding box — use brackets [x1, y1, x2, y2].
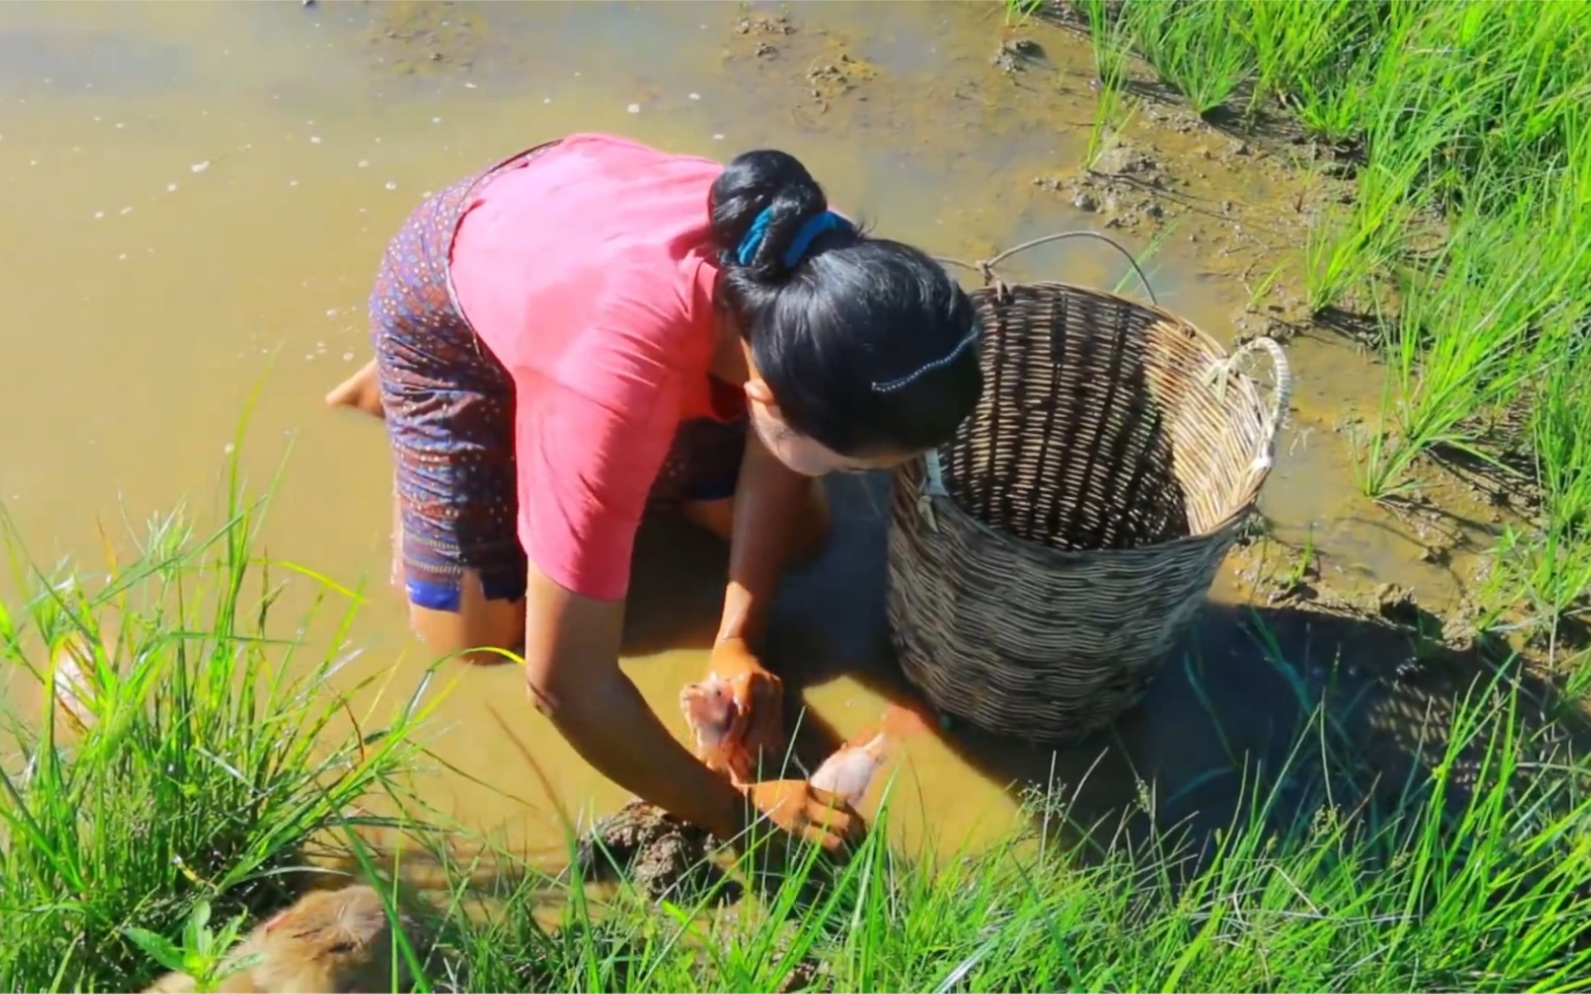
[1202, 336, 1292, 473]
[936, 230, 1160, 306]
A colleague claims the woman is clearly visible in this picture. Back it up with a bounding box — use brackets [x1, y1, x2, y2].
[325, 133, 983, 854]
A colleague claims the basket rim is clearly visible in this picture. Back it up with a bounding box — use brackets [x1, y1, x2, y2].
[968, 279, 1224, 355]
[897, 462, 1262, 563]
[905, 277, 1283, 560]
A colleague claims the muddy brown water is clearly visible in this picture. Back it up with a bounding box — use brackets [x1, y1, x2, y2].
[1, 1, 1576, 887]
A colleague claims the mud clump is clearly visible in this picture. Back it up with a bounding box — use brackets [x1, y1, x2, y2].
[734, 13, 795, 60]
[806, 52, 877, 102]
[1033, 138, 1175, 230]
[735, 13, 796, 36]
[575, 799, 738, 905]
[1090, 143, 1161, 179]
[776, 955, 831, 993]
[364, 1, 480, 76]
[991, 37, 1042, 73]
[1372, 582, 1421, 627]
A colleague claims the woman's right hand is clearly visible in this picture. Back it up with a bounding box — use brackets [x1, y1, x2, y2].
[739, 779, 864, 855]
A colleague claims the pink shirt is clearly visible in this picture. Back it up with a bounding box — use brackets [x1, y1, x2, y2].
[448, 133, 740, 602]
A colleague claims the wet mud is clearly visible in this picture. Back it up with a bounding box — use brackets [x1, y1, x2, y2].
[1, 0, 1583, 891]
[573, 799, 736, 906]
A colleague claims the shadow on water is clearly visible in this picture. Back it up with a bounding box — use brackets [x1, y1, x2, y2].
[616, 467, 1591, 868]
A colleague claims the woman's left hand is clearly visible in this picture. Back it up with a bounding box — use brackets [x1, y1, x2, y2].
[707, 637, 786, 779]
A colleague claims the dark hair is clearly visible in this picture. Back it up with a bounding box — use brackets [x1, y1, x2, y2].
[708, 149, 983, 460]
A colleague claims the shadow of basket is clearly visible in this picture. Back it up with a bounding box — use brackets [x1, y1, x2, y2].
[887, 232, 1292, 747]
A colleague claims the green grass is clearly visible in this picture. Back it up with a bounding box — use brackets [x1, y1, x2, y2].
[115, 632, 1591, 994]
[0, 468, 437, 991]
[12, 4, 1591, 982]
[0, 470, 1588, 991]
[1068, 0, 1591, 631]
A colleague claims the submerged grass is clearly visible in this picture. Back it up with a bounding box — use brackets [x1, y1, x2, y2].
[1069, 0, 1591, 630]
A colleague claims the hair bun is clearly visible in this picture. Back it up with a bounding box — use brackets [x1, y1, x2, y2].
[709, 149, 834, 281]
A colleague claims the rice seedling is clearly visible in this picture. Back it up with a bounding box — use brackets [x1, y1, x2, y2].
[1233, 0, 1377, 123]
[1301, 156, 1419, 315]
[1000, 0, 1046, 28]
[1117, 0, 1253, 119]
[1076, 0, 1137, 173]
[1353, 191, 1586, 501]
[1482, 344, 1591, 641]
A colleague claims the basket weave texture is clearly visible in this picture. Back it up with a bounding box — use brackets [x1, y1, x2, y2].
[886, 281, 1289, 745]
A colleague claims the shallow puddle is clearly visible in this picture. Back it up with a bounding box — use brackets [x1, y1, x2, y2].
[0, 0, 1557, 881]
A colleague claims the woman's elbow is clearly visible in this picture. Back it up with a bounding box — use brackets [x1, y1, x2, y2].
[524, 655, 606, 727]
[524, 659, 567, 719]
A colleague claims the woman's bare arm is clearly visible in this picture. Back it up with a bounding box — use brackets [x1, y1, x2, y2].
[716, 429, 826, 646]
[520, 562, 749, 839]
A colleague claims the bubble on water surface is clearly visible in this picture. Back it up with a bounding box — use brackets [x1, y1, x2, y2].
[93, 211, 104, 219]
[689, 93, 701, 101]
[712, 134, 725, 141]
[119, 206, 132, 215]
[432, 117, 442, 124]
[343, 352, 355, 361]
[627, 103, 641, 114]
[223, 443, 235, 455]
[191, 161, 210, 173]
[166, 182, 177, 192]
[385, 181, 397, 191]
[310, 135, 323, 144]
[358, 159, 369, 168]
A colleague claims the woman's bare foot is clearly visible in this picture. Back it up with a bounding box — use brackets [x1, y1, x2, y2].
[325, 359, 385, 420]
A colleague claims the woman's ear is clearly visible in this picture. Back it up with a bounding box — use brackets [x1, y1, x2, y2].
[744, 377, 779, 417]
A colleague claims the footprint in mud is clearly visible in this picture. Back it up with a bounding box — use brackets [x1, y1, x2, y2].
[575, 799, 738, 906]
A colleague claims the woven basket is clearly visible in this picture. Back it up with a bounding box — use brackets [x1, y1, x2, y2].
[885, 280, 1290, 745]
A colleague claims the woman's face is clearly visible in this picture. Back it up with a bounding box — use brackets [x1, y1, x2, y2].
[746, 390, 911, 478]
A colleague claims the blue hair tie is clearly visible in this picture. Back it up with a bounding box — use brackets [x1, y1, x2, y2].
[735, 208, 852, 268]
[781, 211, 850, 267]
[735, 208, 775, 266]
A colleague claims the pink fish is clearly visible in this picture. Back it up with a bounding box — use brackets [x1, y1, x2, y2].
[808, 731, 892, 809]
[679, 673, 755, 784]
[681, 675, 894, 806]
[50, 633, 101, 733]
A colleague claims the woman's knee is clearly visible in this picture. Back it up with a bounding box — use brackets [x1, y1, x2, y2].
[405, 571, 525, 666]
[680, 479, 831, 564]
